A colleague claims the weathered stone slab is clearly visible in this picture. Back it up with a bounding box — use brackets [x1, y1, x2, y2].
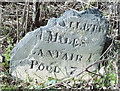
[10, 8, 108, 83]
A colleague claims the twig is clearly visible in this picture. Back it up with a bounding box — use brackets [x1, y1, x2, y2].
[86, 69, 103, 77]
[76, 59, 108, 77]
[99, 38, 114, 59]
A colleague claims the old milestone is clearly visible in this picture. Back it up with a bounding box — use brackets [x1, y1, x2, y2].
[10, 8, 108, 82]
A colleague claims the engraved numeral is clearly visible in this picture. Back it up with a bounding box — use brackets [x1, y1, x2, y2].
[70, 67, 77, 75]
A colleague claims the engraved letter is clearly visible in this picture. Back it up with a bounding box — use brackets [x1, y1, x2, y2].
[76, 55, 82, 61]
[30, 60, 34, 69]
[37, 63, 45, 71]
[87, 53, 92, 62]
[47, 31, 52, 42]
[30, 60, 38, 69]
[62, 53, 68, 60]
[70, 53, 74, 60]
[39, 31, 43, 40]
[38, 49, 43, 56]
[55, 50, 59, 58]
[46, 50, 53, 58]
[54, 66, 60, 73]
[64, 38, 68, 43]
[72, 38, 79, 47]
[69, 22, 73, 28]
[46, 66, 53, 73]
[53, 32, 58, 42]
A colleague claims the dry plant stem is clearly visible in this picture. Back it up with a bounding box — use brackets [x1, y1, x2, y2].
[117, 3, 120, 35]
[4, 15, 31, 17]
[81, 2, 85, 10]
[32, 0, 37, 24]
[117, 45, 120, 88]
[96, 1, 99, 8]
[113, 60, 119, 88]
[16, 8, 19, 43]
[25, 2, 29, 34]
[30, 0, 37, 31]
[86, 69, 102, 77]
[22, 2, 27, 29]
[115, 3, 120, 86]
[0, 6, 2, 26]
[17, 3, 25, 6]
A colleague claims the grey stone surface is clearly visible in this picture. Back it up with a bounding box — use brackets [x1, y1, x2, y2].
[10, 8, 108, 82]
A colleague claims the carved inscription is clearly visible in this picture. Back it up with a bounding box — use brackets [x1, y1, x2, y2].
[30, 60, 78, 76]
[30, 60, 60, 73]
[32, 48, 83, 61]
[68, 21, 103, 33]
[30, 20, 103, 78]
[39, 31, 88, 48]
